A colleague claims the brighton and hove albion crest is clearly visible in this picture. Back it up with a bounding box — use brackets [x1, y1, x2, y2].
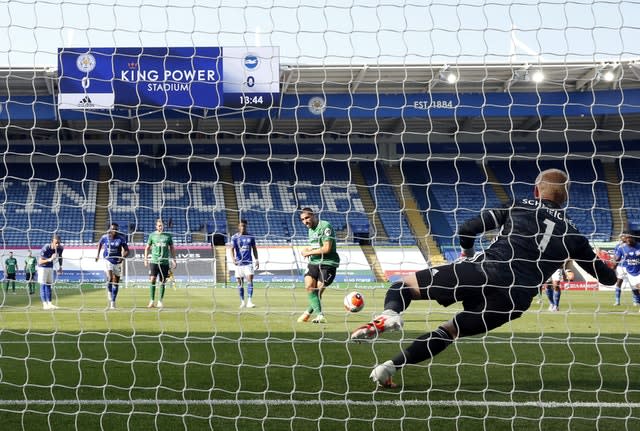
[244, 54, 259, 70]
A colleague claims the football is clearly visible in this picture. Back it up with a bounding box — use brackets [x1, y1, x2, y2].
[343, 291, 365, 313]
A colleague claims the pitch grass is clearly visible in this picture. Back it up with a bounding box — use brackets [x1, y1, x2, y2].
[0, 283, 639, 431]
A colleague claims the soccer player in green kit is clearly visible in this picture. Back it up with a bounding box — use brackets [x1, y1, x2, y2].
[4, 251, 18, 293]
[24, 250, 37, 295]
[143, 219, 177, 309]
[297, 207, 340, 324]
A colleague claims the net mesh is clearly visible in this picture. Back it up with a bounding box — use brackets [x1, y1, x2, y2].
[1, 1, 640, 430]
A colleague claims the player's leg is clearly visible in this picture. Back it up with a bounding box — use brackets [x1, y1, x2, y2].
[552, 282, 561, 311]
[111, 270, 120, 309]
[246, 273, 255, 308]
[148, 264, 158, 307]
[351, 262, 470, 341]
[298, 265, 321, 322]
[157, 264, 169, 308]
[105, 266, 114, 306]
[370, 286, 525, 388]
[237, 267, 245, 308]
[10, 274, 15, 292]
[614, 277, 622, 305]
[545, 283, 554, 310]
[310, 266, 337, 323]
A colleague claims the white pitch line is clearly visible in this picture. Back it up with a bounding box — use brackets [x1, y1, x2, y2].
[1, 399, 639, 409]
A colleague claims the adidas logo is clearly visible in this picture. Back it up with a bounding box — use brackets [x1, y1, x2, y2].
[78, 96, 95, 107]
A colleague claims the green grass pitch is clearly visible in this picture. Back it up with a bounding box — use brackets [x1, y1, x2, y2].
[0, 282, 639, 430]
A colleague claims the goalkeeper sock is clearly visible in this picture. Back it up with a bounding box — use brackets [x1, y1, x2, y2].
[150, 283, 156, 301]
[308, 290, 322, 314]
[107, 283, 113, 301]
[392, 326, 454, 367]
[238, 284, 244, 301]
[247, 282, 253, 299]
[553, 289, 561, 307]
[40, 284, 46, 302]
[160, 284, 166, 300]
[383, 282, 412, 313]
[112, 284, 119, 301]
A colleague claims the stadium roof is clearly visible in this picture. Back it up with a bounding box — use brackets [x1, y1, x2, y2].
[1, 61, 640, 148]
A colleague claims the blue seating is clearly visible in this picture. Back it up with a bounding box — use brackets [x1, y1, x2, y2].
[0, 163, 98, 247]
[402, 160, 503, 249]
[107, 162, 226, 243]
[359, 162, 415, 245]
[489, 160, 612, 241]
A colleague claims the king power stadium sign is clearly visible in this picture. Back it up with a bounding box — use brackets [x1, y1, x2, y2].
[57, 46, 279, 110]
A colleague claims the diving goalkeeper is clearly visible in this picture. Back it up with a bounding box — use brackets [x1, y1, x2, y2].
[351, 169, 617, 388]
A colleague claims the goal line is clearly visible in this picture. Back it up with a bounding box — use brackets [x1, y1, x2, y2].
[2, 399, 638, 409]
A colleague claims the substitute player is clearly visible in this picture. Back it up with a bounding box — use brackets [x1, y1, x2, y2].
[38, 235, 64, 310]
[230, 220, 259, 308]
[96, 222, 129, 309]
[297, 207, 340, 324]
[144, 219, 176, 309]
[350, 169, 617, 388]
[614, 231, 640, 308]
[4, 251, 18, 294]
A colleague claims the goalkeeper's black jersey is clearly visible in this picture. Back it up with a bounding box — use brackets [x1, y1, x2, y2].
[457, 198, 617, 289]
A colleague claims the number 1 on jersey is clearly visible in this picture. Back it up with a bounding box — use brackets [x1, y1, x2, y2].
[538, 219, 556, 252]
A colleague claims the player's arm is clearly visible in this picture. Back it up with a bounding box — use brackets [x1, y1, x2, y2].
[252, 242, 259, 268]
[143, 243, 151, 266]
[572, 239, 617, 286]
[169, 244, 177, 268]
[57, 248, 63, 273]
[457, 208, 504, 256]
[95, 239, 103, 262]
[302, 236, 333, 257]
[121, 239, 130, 261]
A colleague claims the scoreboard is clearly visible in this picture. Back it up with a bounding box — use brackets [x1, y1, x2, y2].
[57, 46, 279, 110]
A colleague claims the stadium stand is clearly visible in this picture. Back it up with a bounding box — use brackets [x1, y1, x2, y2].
[402, 160, 503, 257]
[0, 163, 98, 246]
[489, 159, 612, 241]
[359, 161, 415, 245]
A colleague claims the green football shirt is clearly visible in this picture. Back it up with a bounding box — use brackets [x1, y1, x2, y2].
[5, 257, 18, 274]
[147, 232, 174, 264]
[307, 220, 340, 267]
[25, 256, 37, 273]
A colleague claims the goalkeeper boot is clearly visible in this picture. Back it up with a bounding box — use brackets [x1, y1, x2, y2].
[311, 314, 327, 324]
[297, 312, 311, 323]
[350, 311, 403, 341]
[246, 299, 256, 308]
[369, 360, 397, 389]
[147, 301, 155, 308]
[157, 301, 164, 309]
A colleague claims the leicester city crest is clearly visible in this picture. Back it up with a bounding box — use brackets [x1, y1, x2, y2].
[76, 53, 96, 73]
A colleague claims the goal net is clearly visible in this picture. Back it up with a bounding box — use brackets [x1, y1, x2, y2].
[1, 1, 640, 430]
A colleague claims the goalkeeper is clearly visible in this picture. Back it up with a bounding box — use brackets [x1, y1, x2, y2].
[351, 169, 617, 388]
[297, 207, 340, 324]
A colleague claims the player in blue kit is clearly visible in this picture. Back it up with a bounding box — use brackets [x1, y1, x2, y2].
[96, 223, 130, 309]
[614, 231, 640, 308]
[230, 220, 259, 308]
[38, 234, 64, 310]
